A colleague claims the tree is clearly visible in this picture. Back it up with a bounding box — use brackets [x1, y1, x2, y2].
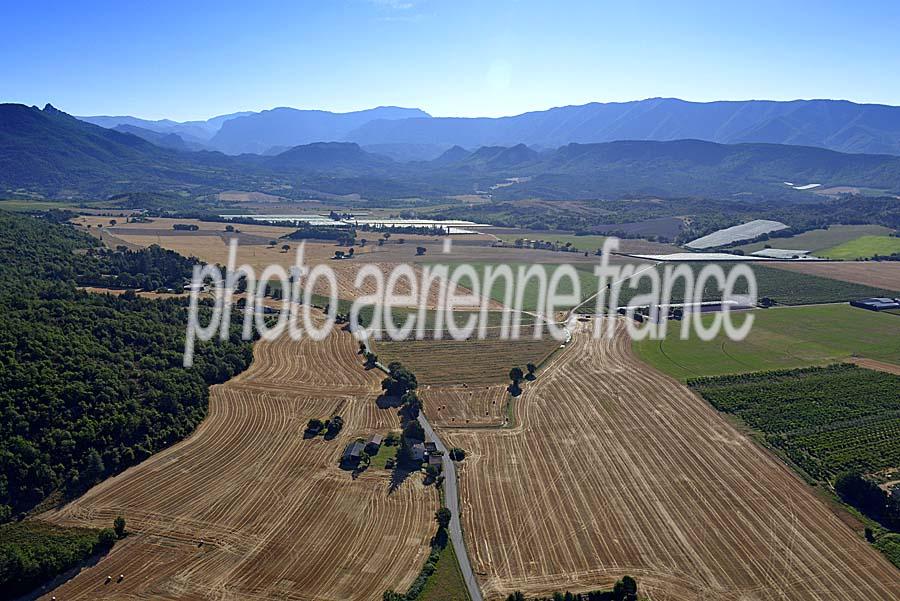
[506, 593, 526, 601]
[281, 244, 290, 252]
[383, 232, 391, 241]
[416, 246, 426, 256]
[114, 516, 126, 538]
[109, 219, 117, 226]
[449, 447, 466, 461]
[306, 418, 324, 434]
[435, 507, 452, 529]
[526, 363, 537, 378]
[360, 238, 367, 246]
[509, 367, 524, 383]
[381, 363, 418, 397]
[402, 419, 425, 442]
[334, 250, 345, 259]
[98, 528, 117, 547]
[348, 247, 355, 257]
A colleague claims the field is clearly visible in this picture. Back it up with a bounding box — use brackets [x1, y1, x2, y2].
[419, 385, 510, 427]
[818, 235, 900, 260]
[441, 320, 900, 600]
[633, 304, 900, 380]
[689, 364, 900, 481]
[768, 261, 900, 291]
[40, 326, 439, 601]
[733, 225, 894, 254]
[374, 336, 561, 386]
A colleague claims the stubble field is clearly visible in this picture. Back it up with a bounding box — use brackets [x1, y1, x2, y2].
[40, 327, 438, 601]
[441, 320, 900, 600]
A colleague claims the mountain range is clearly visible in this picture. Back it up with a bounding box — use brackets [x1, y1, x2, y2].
[79, 98, 900, 158]
[4, 103, 900, 202]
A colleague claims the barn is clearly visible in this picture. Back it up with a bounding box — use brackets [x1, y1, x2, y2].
[850, 297, 900, 311]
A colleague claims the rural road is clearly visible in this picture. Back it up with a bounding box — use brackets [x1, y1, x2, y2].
[418, 412, 484, 601]
[367, 345, 483, 601]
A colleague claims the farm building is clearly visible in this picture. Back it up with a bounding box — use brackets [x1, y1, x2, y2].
[410, 443, 426, 462]
[341, 441, 366, 467]
[428, 454, 443, 468]
[850, 297, 900, 311]
[424, 441, 438, 454]
[365, 434, 383, 453]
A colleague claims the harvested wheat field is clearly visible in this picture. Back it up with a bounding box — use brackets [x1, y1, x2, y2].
[442, 319, 900, 600]
[375, 335, 561, 386]
[768, 261, 900, 291]
[40, 328, 438, 601]
[420, 384, 509, 427]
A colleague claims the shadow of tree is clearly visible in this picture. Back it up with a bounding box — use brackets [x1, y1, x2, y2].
[388, 453, 420, 494]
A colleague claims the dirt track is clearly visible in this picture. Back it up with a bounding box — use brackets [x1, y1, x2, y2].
[41, 329, 437, 601]
[443, 320, 900, 600]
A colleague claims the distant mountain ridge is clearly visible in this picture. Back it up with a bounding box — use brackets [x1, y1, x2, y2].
[6, 103, 900, 201]
[208, 106, 430, 155]
[345, 98, 900, 156]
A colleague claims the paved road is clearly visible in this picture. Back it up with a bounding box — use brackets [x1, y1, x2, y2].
[418, 412, 483, 601]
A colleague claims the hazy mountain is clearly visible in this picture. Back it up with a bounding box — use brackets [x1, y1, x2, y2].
[79, 111, 253, 144]
[264, 142, 393, 173]
[346, 98, 900, 155]
[112, 124, 204, 151]
[5, 104, 900, 201]
[208, 106, 431, 155]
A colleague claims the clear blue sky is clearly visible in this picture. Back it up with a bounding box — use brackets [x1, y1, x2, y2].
[1, 0, 898, 121]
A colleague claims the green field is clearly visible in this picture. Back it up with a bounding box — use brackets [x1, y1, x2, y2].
[817, 235, 900, 260]
[419, 539, 471, 601]
[733, 225, 893, 254]
[494, 232, 608, 252]
[634, 304, 900, 380]
[0, 199, 81, 212]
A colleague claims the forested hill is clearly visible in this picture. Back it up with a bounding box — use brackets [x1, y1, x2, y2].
[0, 211, 254, 522]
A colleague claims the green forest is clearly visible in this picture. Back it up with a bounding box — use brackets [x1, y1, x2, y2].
[0, 209, 254, 519]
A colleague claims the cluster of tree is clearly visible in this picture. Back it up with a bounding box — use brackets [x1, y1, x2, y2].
[357, 224, 449, 236]
[0, 518, 123, 599]
[283, 225, 356, 242]
[334, 248, 355, 259]
[505, 576, 637, 601]
[835, 473, 900, 530]
[172, 223, 199, 231]
[77, 244, 199, 290]
[304, 415, 344, 439]
[0, 211, 254, 523]
[508, 364, 537, 395]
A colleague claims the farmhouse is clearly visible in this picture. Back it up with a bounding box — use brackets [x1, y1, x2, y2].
[341, 441, 365, 467]
[850, 297, 900, 311]
[410, 443, 426, 462]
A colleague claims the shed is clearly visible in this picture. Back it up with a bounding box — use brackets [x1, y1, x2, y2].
[366, 434, 383, 453]
[850, 297, 900, 311]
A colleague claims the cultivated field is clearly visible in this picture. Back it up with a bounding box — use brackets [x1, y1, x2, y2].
[733, 225, 893, 254]
[766, 261, 900, 292]
[374, 336, 561, 386]
[633, 304, 900, 380]
[818, 235, 900, 260]
[442, 321, 900, 600]
[419, 385, 509, 427]
[40, 327, 438, 601]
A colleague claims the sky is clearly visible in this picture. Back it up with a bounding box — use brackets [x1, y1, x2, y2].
[1, 0, 899, 121]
